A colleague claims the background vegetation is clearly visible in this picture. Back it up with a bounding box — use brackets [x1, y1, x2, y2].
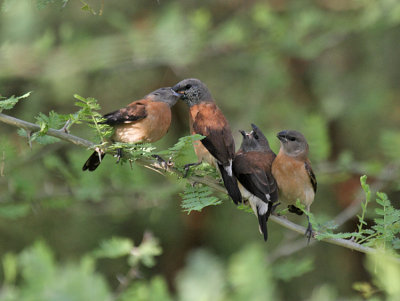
[1, 0, 400, 300]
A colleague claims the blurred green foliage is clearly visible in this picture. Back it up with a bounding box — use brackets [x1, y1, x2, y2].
[1, 0, 400, 300]
[2, 238, 400, 301]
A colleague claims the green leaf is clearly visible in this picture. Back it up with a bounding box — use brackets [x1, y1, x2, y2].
[272, 257, 314, 282]
[19, 241, 56, 286]
[236, 203, 254, 214]
[0, 92, 31, 112]
[375, 208, 386, 216]
[157, 134, 204, 167]
[176, 249, 226, 301]
[356, 175, 373, 243]
[80, 0, 96, 14]
[392, 238, 400, 250]
[180, 183, 222, 214]
[352, 282, 377, 299]
[228, 244, 277, 300]
[73, 94, 112, 142]
[73, 94, 86, 102]
[118, 276, 173, 301]
[128, 234, 162, 268]
[17, 111, 70, 145]
[109, 142, 156, 162]
[18, 241, 111, 300]
[366, 251, 400, 299]
[316, 231, 360, 241]
[92, 237, 133, 259]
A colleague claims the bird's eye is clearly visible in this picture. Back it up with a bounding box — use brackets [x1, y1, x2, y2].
[185, 84, 192, 89]
[288, 136, 296, 141]
[254, 134, 259, 140]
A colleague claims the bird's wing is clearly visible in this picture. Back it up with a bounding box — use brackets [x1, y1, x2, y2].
[234, 154, 278, 203]
[102, 101, 148, 126]
[305, 160, 317, 193]
[192, 104, 235, 165]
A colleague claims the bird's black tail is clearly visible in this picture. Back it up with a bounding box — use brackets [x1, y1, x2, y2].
[217, 163, 242, 205]
[82, 151, 105, 171]
[258, 200, 276, 242]
[257, 212, 268, 241]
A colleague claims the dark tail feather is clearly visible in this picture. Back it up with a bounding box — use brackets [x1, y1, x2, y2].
[217, 163, 242, 205]
[82, 151, 105, 171]
[257, 212, 268, 241]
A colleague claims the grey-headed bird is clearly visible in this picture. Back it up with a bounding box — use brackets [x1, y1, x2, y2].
[172, 78, 242, 205]
[82, 87, 180, 171]
[271, 130, 317, 240]
[233, 124, 278, 241]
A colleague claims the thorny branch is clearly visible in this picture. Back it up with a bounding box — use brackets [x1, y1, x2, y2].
[0, 112, 398, 261]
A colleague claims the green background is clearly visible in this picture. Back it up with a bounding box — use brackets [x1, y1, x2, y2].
[1, 0, 400, 300]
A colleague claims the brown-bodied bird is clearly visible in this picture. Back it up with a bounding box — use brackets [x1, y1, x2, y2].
[233, 124, 278, 241]
[172, 78, 242, 204]
[271, 130, 317, 239]
[82, 87, 181, 171]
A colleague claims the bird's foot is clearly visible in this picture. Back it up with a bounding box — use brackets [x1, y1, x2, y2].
[152, 154, 169, 170]
[305, 220, 313, 244]
[270, 202, 281, 214]
[288, 205, 304, 216]
[183, 161, 202, 178]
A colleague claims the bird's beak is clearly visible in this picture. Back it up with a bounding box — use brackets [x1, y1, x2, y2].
[172, 84, 185, 94]
[251, 123, 259, 132]
[170, 89, 182, 98]
[277, 130, 288, 142]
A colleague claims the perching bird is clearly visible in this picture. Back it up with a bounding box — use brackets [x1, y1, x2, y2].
[172, 78, 242, 204]
[82, 87, 181, 171]
[233, 124, 278, 241]
[271, 130, 317, 240]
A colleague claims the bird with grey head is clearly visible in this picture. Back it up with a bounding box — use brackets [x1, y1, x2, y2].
[172, 78, 213, 107]
[238, 123, 272, 153]
[272, 130, 317, 241]
[82, 87, 181, 171]
[172, 78, 242, 205]
[233, 124, 278, 241]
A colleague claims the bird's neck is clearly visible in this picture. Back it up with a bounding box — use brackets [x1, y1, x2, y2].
[186, 99, 214, 107]
[280, 148, 308, 160]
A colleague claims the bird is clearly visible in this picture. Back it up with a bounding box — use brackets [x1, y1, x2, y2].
[271, 130, 317, 240]
[82, 87, 181, 171]
[233, 124, 278, 241]
[172, 78, 242, 205]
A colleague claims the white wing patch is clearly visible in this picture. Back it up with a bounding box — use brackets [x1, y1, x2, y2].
[239, 186, 269, 216]
[224, 159, 233, 177]
[256, 200, 269, 216]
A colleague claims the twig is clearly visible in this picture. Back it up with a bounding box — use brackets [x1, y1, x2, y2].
[113, 267, 140, 300]
[0, 113, 94, 149]
[0, 112, 398, 260]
